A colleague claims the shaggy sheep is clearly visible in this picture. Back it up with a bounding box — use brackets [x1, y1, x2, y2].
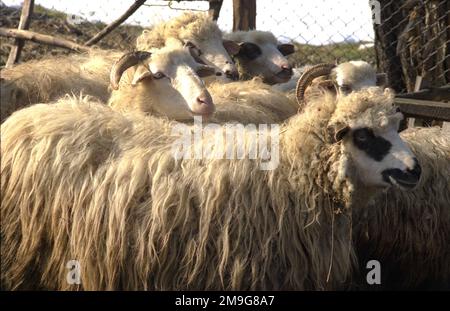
[224, 30, 295, 84]
[1, 87, 420, 290]
[208, 78, 298, 124]
[352, 126, 450, 290]
[108, 39, 217, 120]
[0, 49, 121, 122]
[294, 61, 387, 104]
[136, 12, 240, 81]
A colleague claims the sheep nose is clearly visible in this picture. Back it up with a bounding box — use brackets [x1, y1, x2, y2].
[408, 158, 421, 179]
[281, 64, 292, 74]
[192, 91, 215, 116]
[381, 159, 421, 189]
[225, 69, 239, 81]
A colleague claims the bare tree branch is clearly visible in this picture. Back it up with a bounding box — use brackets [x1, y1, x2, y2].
[85, 0, 147, 46]
[0, 28, 91, 52]
[6, 0, 34, 67]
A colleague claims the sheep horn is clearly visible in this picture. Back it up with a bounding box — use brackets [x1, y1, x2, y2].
[110, 51, 152, 90]
[295, 63, 336, 105]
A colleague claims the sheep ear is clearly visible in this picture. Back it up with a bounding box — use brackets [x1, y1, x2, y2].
[131, 65, 153, 85]
[376, 73, 387, 87]
[223, 39, 240, 56]
[196, 65, 216, 77]
[237, 42, 262, 60]
[185, 41, 206, 65]
[328, 123, 350, 143]
[277, 43, 295, 56]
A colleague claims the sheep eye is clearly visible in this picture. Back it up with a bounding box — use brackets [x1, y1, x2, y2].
[185, 41, 196, 48]
[354, 129, 369, 142]
[185, 41, 202, 55]
[339, 85, 351, 93]
[152, 72, 165, 79]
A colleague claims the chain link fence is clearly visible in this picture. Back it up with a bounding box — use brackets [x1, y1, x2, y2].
[1, 0, 448, 93]
[375, 0, 449, 93]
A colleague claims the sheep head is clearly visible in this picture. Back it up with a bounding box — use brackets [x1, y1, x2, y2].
[109, 46, 217, 120]
[171, 13, 240, 81]
[295, 61, 388, 106]
[326, 88, 421, 190]
[226, 30, 295, 84]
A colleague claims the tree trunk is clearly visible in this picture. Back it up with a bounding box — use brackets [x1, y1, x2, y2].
[232, 0, 256, 31]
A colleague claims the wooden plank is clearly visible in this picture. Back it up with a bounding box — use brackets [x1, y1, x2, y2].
[0, 28, 90, 52]
[85, 0, 146, 46]
[395, 85, 450, 101]
[5, 0, 34, 67]
[395, 98, 450, 121]
[232, 0, 256, 31]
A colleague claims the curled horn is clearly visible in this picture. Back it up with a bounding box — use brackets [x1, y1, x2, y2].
[295, 63, 336, 105]
[110, 51, 152, 90]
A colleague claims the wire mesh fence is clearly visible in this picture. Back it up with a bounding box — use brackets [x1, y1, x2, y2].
[0, 0, 376, 66]
[374, 0, 449, 93]
[0, 0, 448, 93]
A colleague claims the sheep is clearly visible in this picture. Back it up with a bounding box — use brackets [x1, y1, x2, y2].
[0, 49, 121, 122]
[294, 61, 387, 105]
[136, 12, 240, 81]
[112, 38, 297, 124]
[108, 39, 217, 120]
[223, 30, 295, 84]
[1, 87, 421, 290]
[352, 126, 450, 290]
[208, 78, 298, 124]
[1, 39, 219, 122]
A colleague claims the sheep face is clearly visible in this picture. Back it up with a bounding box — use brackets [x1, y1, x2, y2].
[296, 61, 388, 105]
[333, 61, 378, 95]
[184, 38, 240, 82]
[329, 90, 421, 190]
[109, 49, 216, 120]
[236, 41, 294, 84]
[228, 31, 294, 84]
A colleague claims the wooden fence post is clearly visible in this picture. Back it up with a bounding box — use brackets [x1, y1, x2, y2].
[208, 0, 223, 21]
[6, 0, 34, 67]
[232, 0, 256, 31]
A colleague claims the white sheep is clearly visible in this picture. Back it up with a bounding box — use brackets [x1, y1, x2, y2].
[111, 39, 297, 124]
[1, 87, 420, 290]
[136, 12, 240, 81]
[294, 61, 387, 105]
[224, 30, 295, 84]
[0, 39, 220, 122]
[108, 39, 217, 120]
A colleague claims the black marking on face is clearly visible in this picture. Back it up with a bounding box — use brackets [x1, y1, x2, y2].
[352, 127, 392, 161]
[238, 42, 262, 60]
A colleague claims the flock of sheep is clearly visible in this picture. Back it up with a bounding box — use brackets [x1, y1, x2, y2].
[0, 12, 449, 290]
